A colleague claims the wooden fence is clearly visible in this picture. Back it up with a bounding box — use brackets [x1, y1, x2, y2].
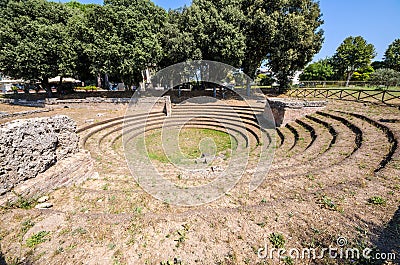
[287, 88, 400, 105]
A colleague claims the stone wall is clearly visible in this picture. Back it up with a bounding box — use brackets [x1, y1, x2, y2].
[0, 109, 51, 120]
[264, 98, 327, 127]
[0, 115, 79, 195]
[0, 96, 172, 115]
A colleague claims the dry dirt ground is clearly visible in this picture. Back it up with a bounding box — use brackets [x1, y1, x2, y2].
[0, 97, 399, 265]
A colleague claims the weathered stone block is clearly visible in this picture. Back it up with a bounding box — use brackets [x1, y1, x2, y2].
[264, 98, 327, 127]
[0, 115, 79, 195]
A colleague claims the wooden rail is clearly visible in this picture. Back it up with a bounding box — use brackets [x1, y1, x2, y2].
[287, 88, 400, 105]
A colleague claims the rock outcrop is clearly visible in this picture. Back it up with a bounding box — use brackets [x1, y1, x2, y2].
[0, 115, 79, 195]
[264, 98, 327, 127]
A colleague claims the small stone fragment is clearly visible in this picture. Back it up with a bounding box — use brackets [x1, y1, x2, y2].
[37, 196, 49, 203]
[35, 202, 53, 209]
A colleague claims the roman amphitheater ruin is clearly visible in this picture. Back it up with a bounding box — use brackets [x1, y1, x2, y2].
[0, 88, 399, 264]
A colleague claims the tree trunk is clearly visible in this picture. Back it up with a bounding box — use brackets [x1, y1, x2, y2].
[97, 73, 102, 88]
[105, 74, 109, 90]
[345, 72, 353, 87]
[278, 73, 290, 94]
[57, 76, 63, 95]
[246, 79, 251, 97]
[41, 77, 52, 98]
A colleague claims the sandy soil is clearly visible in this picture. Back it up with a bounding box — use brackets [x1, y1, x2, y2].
[0, 97, 399, 265]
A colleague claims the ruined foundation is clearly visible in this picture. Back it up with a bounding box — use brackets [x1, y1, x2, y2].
[264, 97, 327, 127]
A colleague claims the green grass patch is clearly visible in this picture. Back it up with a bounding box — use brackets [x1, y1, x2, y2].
[26, 231, 50, 248]
[143, 128, 237, 164]
[368, 196, 386, 206]
[269, 232, 285, 248]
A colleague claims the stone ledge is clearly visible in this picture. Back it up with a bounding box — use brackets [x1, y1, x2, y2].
[0, 150, 96, 206]
[0, 109, 51, 120]
[264, 98, 328, 127]
[267, 97, 327, 109]
[45, 97, 132, 104]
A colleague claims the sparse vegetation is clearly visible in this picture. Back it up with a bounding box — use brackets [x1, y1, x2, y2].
[368, 196, 386, 206]
[21, 219, 35, 235]
[269, 233, 285, 249]
[175, 224, 190, 248]
[5, 194, 36, 209]
[26, 231, 50, 248]
[319, 196, 340, 211]
[282, 256, 294, 265]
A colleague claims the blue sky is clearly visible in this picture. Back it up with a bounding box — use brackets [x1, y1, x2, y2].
[316, 0, 400, 62]
[60, 0, 400, 62]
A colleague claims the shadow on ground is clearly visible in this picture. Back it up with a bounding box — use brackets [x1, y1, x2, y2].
[373, 205, 400, 263]
[0, 251, 6, 265]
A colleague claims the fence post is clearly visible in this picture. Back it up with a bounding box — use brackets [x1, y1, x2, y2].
[382, 90, 386, 103]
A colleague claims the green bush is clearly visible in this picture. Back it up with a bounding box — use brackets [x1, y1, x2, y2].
[370, 69, 400, 88]
[26, 231, 50, 247]
[368, 196, 386, 206]
[257, 74, 275, 86]
[11, 86, 19, 94]
[351, 65, 374, 81]
[269, 232, 285, 248]
[76, 86, 98, 91]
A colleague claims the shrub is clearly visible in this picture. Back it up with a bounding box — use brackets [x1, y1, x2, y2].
[269, 232, 285, 248]
[257, 74, 275, 86]
[76, 86, 98, 91]
[370, 69, 400, 89]
[26, 231, 50, 247]
[319, 195, 339, 211]
[368, 196, 386, 206]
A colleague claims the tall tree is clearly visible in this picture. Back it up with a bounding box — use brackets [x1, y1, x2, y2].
[181, 0, 246, 67]
[65, 3, 97, 84]
[0, 0, 76, 96]
[384, 39, 400, 72]
[332, 36, 376, 86]
[83, 0, 166, 88]
[160, 0, 324, 92]
[158, 0, 247, 90]
[265, 0, 324, 91]
[240, 0, 279, 78]
[158, 8, 202, 68]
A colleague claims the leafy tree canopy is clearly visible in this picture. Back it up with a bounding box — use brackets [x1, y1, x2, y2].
[351, 65, 374, 81]
[0, 0, 76, 95]
[331, 36, 376, 86]
[371, 61, 386, 70]
[0, 0, 324, 93]
[300, 59, 333, 81]
[265, 0, 324, 90]
[384, 39, 400, 72]
[369, 68, 400, 89]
